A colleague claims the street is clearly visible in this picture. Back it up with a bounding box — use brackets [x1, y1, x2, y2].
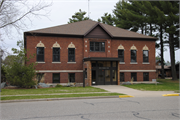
[1, 97, 180, 120]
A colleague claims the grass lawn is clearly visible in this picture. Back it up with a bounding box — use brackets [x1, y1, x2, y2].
[1, 93, 123, 101]
[123, 79, 179, 92]
[1, 86, 107, 95]
[1, 86, 124, 100]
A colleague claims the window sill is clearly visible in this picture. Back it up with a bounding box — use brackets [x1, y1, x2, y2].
[119, 62, 125, 64]
[142, 62, 150, 64]
[130, 62, 138, 64]
[36, 62, 45, 63]
[52, 62, 61, 63]
[67, 62, 76, 64]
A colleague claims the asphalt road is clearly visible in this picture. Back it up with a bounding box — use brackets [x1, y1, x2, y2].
[1, 97, 180, 120]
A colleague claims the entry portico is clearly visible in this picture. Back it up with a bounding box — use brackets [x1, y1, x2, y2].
[83, 57, 121, 86]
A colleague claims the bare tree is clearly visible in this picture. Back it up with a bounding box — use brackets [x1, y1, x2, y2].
[0, 0, 52, 31]
[0, 0, 52, 56]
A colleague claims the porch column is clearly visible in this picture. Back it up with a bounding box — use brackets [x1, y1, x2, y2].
[118, 62, 120, 85]
[84, 61, 92, 86]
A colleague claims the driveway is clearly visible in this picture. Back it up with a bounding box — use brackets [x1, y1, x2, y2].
[93, 85, 175, 97]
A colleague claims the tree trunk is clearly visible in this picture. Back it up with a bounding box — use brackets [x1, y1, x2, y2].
[145, 23, 147, 35]
[150, 23, 152, 36]
[160, 25, 165, 79]
[169, 33, 177, 80]
[141, 26, 144, 34]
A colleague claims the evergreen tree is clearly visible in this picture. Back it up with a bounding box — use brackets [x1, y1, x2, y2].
[68, 9, 89, 23]
[161, 1, 179, 80]
[98, 13, 114, 26]
[113, 1, 146, 33]
[5, 41, 37, 88]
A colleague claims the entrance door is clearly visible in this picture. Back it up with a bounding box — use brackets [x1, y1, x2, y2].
[97, 69, 105, 85]
[105, 70, 111, 85]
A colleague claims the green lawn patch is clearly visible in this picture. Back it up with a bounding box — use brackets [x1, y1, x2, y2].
[1, 86, 107, 95]
[123, 79, 179, 92]
[1, 93, 123, 101]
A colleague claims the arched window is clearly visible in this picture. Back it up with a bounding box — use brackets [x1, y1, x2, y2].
[117, 44, 124, 62]
[52, 42, 61, 62]
[36, 41, 45, 62]
[142, 45, 149, 63]
[67, 42, 76, 62]
[130, 45, 137, 63]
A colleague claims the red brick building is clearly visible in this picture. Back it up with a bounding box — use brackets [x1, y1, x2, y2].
[24, 20, 157, 86]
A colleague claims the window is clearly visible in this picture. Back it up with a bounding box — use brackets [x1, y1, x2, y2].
[85, 68, 87, 79]
[68, 48, 75, 62]
[131, 50, 137, 62]
[53, 48, 60, 62]
[131, 73, 137, 81]
[118, 50, 124, 62]
[37, 47, 44, 62]
[90, 42, 105, 52]
[143, 73, 149, 81]
[143, 50, 148, 62]
[120, 73, 124, 82]
[53, 73, 60, 83]
[69, 73, 75, 82]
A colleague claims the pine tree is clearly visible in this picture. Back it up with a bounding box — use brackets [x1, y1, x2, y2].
[113, 1, 147, 33]
[98, 13, 114, 26]
[68, 9, 89, 23]
[161, 1, 179, 80]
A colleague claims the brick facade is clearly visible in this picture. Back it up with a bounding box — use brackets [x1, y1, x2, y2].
[25, 20, 156, 86]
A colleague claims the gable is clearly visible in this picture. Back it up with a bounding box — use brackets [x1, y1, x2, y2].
[85, 25, 111, 39]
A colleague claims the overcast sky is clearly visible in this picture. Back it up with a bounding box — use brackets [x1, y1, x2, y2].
[2, 0, 180, 62]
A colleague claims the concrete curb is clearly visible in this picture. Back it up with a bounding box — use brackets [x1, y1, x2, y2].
[119, 95, 134, 98]
[162, 94, 180, 97]
[1, 96, 120, 103]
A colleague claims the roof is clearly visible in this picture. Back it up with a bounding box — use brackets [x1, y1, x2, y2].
[25, 20, 157, 40]
[156, 65, 171, 69]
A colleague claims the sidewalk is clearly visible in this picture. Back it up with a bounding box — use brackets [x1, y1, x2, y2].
[93, 85, 175, 97]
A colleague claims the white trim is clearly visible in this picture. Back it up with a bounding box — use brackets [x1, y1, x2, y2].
[119, 70, 156, 72]
[36, 62, 45, 63]
[117, 44, 124, 50]
[67, 62, 76, 64]
[52, 62, 61, 63]
[119, 62, 125, 64]
[36, 70, 83, 73]
[37, 41, 45, 47]
[142, 62, 150, 64]
[52, 42, 60, 48]
[68, 42, 76, 48]
[130, 44, 137, 50]
[142, 45, 149, 51]
[130, 62, 138, 64]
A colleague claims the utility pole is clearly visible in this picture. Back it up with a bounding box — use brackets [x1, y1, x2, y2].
[88, 0, 90, 19]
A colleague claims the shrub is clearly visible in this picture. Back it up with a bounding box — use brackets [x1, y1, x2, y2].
[5, 40, 36, 88]
[55, 84, 63, 87]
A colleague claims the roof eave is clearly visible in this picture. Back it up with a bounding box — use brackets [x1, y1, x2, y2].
[24, 32, 84, 38]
